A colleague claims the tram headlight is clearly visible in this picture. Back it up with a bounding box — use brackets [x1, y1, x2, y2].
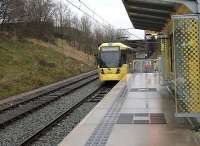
[116, 68, 120, 74]
[101, 69, 105, 74]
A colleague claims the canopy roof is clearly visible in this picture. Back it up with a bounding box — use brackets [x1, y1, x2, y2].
[123, 0, 196, 31]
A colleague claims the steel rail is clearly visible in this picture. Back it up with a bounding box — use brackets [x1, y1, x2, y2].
[0, 72, 98, 127]
[18, 85, 107, 146]
[0, 71, 97, 112]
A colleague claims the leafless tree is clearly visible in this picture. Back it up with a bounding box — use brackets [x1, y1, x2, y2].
[0, 0, 9, 30]
[71, 15, 79, 29]
[24, 0, 54, 22]
[80, 16, 91, 36]
[0, 0, 25, 31]
[0, 0, 127, 53]
[92, 24, 104, 46]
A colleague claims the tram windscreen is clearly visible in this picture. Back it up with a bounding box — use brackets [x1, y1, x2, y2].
[100, 47, 120, 68]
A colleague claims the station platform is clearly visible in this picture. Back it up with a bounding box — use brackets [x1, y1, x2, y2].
[59, 73, 200, 146]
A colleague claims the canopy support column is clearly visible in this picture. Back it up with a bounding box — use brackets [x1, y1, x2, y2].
[197, 0, 200, 13]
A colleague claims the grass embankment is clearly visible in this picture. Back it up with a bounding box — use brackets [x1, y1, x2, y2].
[0, 39, 95, 100]
[29, 38, 95, 65]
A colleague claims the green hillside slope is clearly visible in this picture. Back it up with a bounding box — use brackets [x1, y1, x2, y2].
[0, 39, 94, 99]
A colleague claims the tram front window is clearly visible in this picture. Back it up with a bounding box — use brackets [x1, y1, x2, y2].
[100, 48, 120, 68]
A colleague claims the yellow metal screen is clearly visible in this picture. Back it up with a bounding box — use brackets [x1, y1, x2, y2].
[160, 36, 170, 81]
[172, 15, 200, 117]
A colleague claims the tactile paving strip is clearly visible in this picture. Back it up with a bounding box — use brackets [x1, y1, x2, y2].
[117, 113, 134, 124]
[150, 113, 167, 124]
[85, 86, 128, 146]
[134, 113, 149, 117]
[134, 120, 149, 124]
[117, 113, 167, 124]
[130, 88, 157, 92]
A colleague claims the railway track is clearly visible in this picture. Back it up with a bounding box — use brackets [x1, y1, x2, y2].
[0, 71, 98, 127]
[17, 83, 114, 146]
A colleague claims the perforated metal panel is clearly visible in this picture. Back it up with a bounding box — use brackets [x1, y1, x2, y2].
[172, 15, 200, 117]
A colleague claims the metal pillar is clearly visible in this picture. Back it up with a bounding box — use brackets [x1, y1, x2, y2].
[160, 35, 170, 81]
[197, 0, 200, 13]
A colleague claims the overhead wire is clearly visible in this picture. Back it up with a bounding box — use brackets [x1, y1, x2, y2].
[65, 0, 144, 41]
[64, 0, 108, 29]
[78, 0, 111, 26]
[79, 0, 143, 39]
[126, 31, 143, 40]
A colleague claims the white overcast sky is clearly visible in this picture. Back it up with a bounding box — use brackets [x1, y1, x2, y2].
[61, 0, 144, 39]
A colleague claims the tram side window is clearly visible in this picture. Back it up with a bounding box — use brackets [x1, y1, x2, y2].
[121, 51, 127, 65]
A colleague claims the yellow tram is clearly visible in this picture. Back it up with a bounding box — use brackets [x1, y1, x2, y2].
[97, 42, 135, 81]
